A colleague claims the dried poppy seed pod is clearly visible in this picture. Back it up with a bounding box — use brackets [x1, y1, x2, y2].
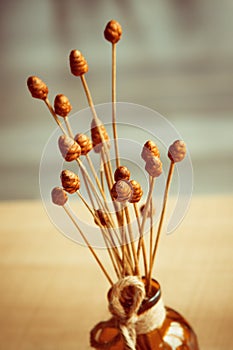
[58, 135, 81, 162]
[145, 156, 162, 178]
[111, 180, 132, 203]
[141, 140, 160, 162]
[114, 166, 130, 182]
[69, 50, 88, 76]
[94, 209, 110, 227]
[54, 94, 72, 117]
[60, 170, 80, 194]
[168, 140, 186, 163]
[74, 133, 93, 155]
[91, 118, 110, 153]
[27, 76, 48, 100]
[51, 187, 68, 206]
[129, 180, 143, 203]
[104, 20, 122, 44]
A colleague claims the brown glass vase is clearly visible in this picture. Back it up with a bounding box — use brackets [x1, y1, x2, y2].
[90, 279, 199, 350]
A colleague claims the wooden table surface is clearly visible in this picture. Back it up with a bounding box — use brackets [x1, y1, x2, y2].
[0, 196, 232, 350]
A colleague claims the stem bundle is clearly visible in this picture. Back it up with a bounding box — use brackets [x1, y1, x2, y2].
[27, 20, 187, 297]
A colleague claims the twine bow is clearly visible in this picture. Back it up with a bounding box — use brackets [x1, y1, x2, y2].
[90, 276, 145, 350]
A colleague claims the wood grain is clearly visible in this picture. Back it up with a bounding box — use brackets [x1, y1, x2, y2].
[0, 196, 232, 349]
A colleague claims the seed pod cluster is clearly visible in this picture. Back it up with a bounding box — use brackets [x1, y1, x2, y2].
[129, 180, 143, 203]
[69, 50, 89, 76]
[141, 140, 160, 162]
[58, 135, 81, 162]
[111, 180, 132, 203]
[51, 187, 68, 206]
[61, 170, 80, 194]
[168, 140, 186, 163]
[104, 20, 122, 44]
[114, 166, 130, 182]
[141, 140, 162, 178]
[54, 94, 72, 117]
[145, 156, 162, 178]
[74, 133, 93, 155]
[94, 209, 110, 227]
[91, 118, 110, 153]
[27, 76, 48, 100]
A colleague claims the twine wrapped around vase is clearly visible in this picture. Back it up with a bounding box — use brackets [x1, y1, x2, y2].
[90, 276, 166, 350]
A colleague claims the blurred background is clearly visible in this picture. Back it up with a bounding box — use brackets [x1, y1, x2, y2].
[0, 0, 233, 200]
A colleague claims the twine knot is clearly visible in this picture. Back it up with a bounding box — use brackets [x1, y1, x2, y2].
[90, 276, 145, 350]
[109, 276, 145, 350]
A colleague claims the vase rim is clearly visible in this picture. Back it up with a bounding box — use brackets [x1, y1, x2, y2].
[138, 278, 161, 315]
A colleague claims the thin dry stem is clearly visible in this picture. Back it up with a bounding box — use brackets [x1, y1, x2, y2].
[124, 206, 140, 276]
[112, 43, 120, 168]
[77, 159, 105, 211]
[80, 74, 113, 183]
[134, 203, 148, 279]
[147, 182, 154, 294]
[137, 177, 155, 265]
[118, 210, 134, 276]
[79, 164, 96, 210]
[77, 158, 118, 237]
[78, 153, 115, 230]
[44, 98, 67, 135]
[94, 215, 121, 279]
[63, 205, 113, 285]
[101, 149, 113, 192]
[102, 234, 121, 279]
[86, 154, 106, 201]
[76, 191, 94, 215]
[77, 190, 122, 278]
[100, 159, 105, 193]
[151, 161, 175, 271]
[64, 116, 74, 138]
